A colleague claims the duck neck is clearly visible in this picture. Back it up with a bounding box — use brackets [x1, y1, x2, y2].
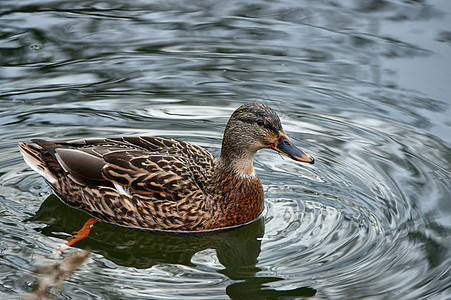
[219, 145, 257, 177]
[212, 149, 263, 227]
[209, 134, 264, 228]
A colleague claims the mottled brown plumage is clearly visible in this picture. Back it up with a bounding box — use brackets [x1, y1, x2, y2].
[19, 103, 314, 233]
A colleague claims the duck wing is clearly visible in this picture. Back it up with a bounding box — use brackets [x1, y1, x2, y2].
[101, 150, 197, 199]
[31, 136, 216, 199]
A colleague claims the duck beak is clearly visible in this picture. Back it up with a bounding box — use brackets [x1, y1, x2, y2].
[269, 131, 314, 164]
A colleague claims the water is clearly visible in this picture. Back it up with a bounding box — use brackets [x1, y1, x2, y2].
[1, 0, 450, 299]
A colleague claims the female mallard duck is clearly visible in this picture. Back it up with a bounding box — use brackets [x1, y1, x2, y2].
[19, 103, 313, 249]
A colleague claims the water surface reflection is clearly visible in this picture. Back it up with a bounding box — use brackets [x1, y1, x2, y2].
[33, 195, 317, 298]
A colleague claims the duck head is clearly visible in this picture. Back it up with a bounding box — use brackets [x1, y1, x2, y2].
[220, 103, 314, 175]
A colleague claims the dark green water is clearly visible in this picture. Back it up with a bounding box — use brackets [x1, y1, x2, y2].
[1, 0, 450, 299]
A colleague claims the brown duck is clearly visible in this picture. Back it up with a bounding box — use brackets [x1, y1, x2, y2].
[19, 103, 314, 251]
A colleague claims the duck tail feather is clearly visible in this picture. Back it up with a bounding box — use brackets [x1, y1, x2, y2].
[18, 142, 58, 185]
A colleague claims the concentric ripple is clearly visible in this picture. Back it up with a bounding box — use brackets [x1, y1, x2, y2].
[254, 108, 450, 298]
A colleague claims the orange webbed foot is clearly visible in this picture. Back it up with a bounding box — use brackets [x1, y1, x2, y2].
[52, 218, 98, 257]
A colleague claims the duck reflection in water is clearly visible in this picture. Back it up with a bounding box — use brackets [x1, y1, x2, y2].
[32, 194, 316, 298]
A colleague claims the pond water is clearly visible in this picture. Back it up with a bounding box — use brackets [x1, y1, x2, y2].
[1, 0, 450, 299]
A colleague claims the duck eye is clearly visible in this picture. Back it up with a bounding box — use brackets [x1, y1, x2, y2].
[256, 120, 264, 126]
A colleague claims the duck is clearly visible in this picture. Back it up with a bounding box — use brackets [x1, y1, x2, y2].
[19, 103, 314, 251]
